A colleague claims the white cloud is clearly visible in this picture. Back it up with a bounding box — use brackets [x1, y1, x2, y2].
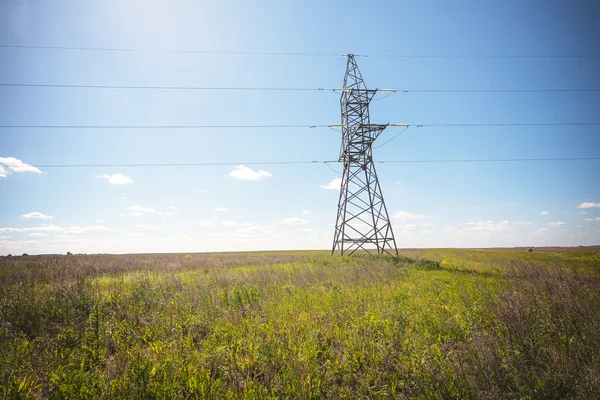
[512, 221, 532, 226]
[21, 212, 53, 219]
[460, 220, 531, 232]
[0, 224, 110, 234]
[576, 202, 600, 209]
[540, 211, 548, 216]
[62, 225, 111, 234]
[236, 225, 274, 235]
[138, 225, 159, 230]
[393, 211, 426, 220]
[28, 233, 47, 237]
[129, 205, 156, 213]
[199, 219, 215, 227]
[0, 224, 63, 233]
[227, 165, 272, 181]
[95, 173, 134, 185]
[297, 228, 319, 236]
[301, 210, 311, 215]
[168, 206, 178, 210]
[0, 157, 44, 177]
[282, 217, 309, 225]
[125, 232, 147, 238]
[96, 219, 104, 223]
[120, 212, 142, 218]
[214, 208, 228, 212]
[584, 217, 600, 222]
[220, 220, 239, 227]
[549, 221, 566, 227]
[463, 220, 512, 232]
[320, 178, 341, 190]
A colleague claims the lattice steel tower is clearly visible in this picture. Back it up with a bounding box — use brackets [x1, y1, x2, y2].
[332, 54, 398, 256]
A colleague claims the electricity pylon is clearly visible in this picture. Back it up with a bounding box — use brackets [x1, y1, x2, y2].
[332, 54, 398, 256]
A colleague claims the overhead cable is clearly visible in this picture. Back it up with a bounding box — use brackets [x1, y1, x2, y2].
[32, 157, 600, 168]
[1, 83, 598, 93]
[1, 44, 598, 58]
[2, 122, 598, 129]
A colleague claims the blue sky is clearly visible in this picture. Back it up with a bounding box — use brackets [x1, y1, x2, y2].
[1, 0, 599, 254]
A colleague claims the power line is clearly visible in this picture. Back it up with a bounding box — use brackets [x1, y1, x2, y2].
[412, 122, 600, 128]
[31, 157, 600, 168]
[362, 54, 600, 59]
[1, 122, 598, 129]
[2, 44, 599, 58]
[1, 83, 598, 93]
[0, 83, 329, 91]
[0, 124, 328, 129]
[376, 157, 600, 163]
[374, 126, 410, 149]
[400, 89, 600, 93]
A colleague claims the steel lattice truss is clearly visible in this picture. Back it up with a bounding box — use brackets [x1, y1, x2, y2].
[332, 54, 398, 256]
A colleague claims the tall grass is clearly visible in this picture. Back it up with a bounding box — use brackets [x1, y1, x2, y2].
[0, 250, 598, 398]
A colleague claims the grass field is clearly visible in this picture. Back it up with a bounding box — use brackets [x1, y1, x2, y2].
[1, 249, 599, 399]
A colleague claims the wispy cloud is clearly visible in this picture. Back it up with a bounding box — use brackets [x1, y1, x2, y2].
[0, 224, 110, 234]
[129, 205, 156, 213]
[62, 226, 111, 235]
[138, 225, 159, 230]
[540, 211, 548, 216]
[120, 212, 143, 218]
[214, 208, 228, 212]
[28, 232, 47, 237]
[549, 221, 566, 227]
[0, 225, 63, 233]
[320, 178, 341, 190]
[21, 212, 53, 219]
[459, 220, 531, 232]
[0, 157, 44, 177]
[200, 217, 241, 227]
[463, 220, 512, 232]
[227, 165, 272, 181]
[584, 217, 600, 222]
[125, 232, 146, 238]
[95, 173, 134, 185]
[120, 206, 156, 218]
[576, 202, 600, 209]
[393, 211, 426, 220]
[237, 225, 274, 235]
[512, 221, 532, 226]
[282, 217, 309, 225]
[297, 228, 319, 236]
[220, 220, 239, 227]
[301, 210, 311, 215]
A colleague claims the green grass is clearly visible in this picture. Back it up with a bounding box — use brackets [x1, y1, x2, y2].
[1, 250, 599, 398]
